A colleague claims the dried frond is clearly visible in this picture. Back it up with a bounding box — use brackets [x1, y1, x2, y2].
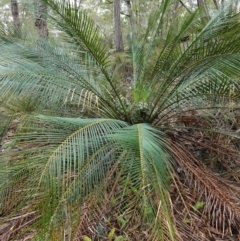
[170, 140, 240, 239]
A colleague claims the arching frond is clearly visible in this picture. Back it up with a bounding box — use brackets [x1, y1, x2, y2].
[1, 0, 240, 240]
[0, 116, 177, 240]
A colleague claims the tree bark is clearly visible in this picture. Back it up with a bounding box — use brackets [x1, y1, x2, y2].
[34, 0, 48, 39]
[124, 0, 133, 28]
[197, 0, 204, 7]
[11, 0, 21, 34]
[74, 0, 81, 9]
[197, 0, 209, 19]
[114, 0, 124, 52]
[212, 0, 219, 9]
[179, 0, 192, 13]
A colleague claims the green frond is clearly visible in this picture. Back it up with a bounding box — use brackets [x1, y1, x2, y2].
[39, 0, 128, 115]
[146, 6, 240, 121]
[0, 36, 123, 118]
[0, 116, 178, 240]
[0, 116, 127, 238]
[107, 124, 176, 239]
[1, 0, 240, 240]
[42, 1, 109, 67]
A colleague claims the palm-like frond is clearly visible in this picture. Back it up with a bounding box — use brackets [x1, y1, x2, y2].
[131, 3, 240, 122]
[39, 0, 129, 116]
[1, 0, 240, 240]
[41, 0, 109, 69]
[169, 137, 240, 239]
[0, 116, 177, 240]
[0, 1, 129, 119]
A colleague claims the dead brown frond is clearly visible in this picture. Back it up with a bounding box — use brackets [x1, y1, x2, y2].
[169, 140, 240, 240]
[0, 210, 37, 241]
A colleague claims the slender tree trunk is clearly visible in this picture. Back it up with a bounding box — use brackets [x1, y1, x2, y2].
[197, 0, 209, 18]
[114, 0, 124, 52]
[212, 0, 219, 9]
[174, 1, 179, 14]
[34, 0, 48, 39]
[11, 0, 21, 34]
[124, 0, 133, 28]
[197, 0, 204, 7]
[74, 0, 81, 9]
[179, 0, 192, 13]
[235, 0, 239, 11]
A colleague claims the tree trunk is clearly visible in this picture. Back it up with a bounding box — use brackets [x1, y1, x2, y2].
[179, 0, 192, 13]
[74, 0, 77, 9]
[212, 0, 219, 9]
[197, 0, 209, 19]
[124, 0, 133, 28]
[34, 0, 48, 39]
[74, 0, 81, 9]
[11, 0, 21, 34]
[197, 0, 204, 7]
[114, 0, 124, 52]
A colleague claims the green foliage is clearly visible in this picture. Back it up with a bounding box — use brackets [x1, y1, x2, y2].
[193, 201, 205, 210]
[1, 0, 240, 240]
[83, 236, 92, 241]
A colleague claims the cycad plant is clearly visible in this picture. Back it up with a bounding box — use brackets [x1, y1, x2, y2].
[1, 0, 240, 240]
